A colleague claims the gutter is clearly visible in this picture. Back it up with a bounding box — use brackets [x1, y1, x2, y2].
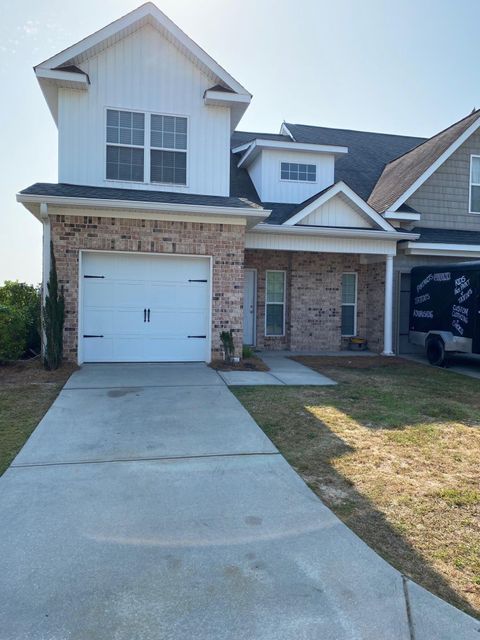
[16, 192, 270, 221]
[249, 223, 420, 242]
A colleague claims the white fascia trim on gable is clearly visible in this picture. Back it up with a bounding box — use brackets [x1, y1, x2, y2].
[280, 123, 296, 141]
[383, 210, 421, 221]
[283, 181, 396, 232]
[35, 3, 251, 96]
[388, 116, 480, 212]
[233, 139, 348, 168]
[250, 223, 418, 242]
[402, 242, 480, 257]
[16, 193, 270, 228]
[35, 68, 89, 88]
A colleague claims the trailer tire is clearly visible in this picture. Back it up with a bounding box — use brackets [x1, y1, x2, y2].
[426, 336, 445, 366]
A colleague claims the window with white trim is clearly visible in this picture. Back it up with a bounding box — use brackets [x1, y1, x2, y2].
[265, 271, 285, 336]
[341, 273, 357, 337]
[281, 162, 316, 182]
[470, 156, 480, 213]
[105, 109, 187, 185]
[150, 115, 187, 185]
[106, 109, 145, 182]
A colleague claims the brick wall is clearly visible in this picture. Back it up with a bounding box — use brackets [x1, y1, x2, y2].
[50, 214, 245, 362]
[245, 249, 385, 352]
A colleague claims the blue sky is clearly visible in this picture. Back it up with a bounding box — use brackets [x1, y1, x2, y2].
[1, 0, 479, 284]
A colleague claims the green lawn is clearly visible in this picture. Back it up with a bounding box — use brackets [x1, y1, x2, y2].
[0, 361, 75, 475]
[232, 356, 480, 618]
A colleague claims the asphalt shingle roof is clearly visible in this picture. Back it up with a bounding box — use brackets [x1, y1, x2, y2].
[411, 227, 480, 246]
[283, 123, 425, 202]
[20, 182, 263, 210]
[368, 109, 480, 212]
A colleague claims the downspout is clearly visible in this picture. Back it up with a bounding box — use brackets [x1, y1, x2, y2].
[39, 203, 50, 357]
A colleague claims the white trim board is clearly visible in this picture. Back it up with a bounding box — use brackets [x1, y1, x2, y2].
[282, 181, 397, 232]
[234, 139, 348, 169]
[16, 194, 270, 228]
[246, 230, 398, 256]
[402, 242, 480, 258]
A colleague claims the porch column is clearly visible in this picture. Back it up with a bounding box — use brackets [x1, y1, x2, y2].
[382, 254, 394, 356]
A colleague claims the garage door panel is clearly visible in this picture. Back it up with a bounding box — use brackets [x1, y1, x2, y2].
[149, 283, 208, 310]
[149, 310, 208, 337]
[81, 252, 210, 362]
[83, 337, 114, 362]
[147, 337, 206, 361]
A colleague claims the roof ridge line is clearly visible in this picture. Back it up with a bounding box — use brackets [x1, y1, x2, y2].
[286, 122, 427, 140]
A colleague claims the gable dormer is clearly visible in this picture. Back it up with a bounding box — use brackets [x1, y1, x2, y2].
[34, 3, 251, 197]
[232, 137, 348, 204]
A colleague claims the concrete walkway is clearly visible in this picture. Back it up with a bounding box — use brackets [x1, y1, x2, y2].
[0, 363, 478, 639]
[218, 352, 336, 386]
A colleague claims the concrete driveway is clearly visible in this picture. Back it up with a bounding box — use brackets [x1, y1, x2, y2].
[1, 364, 478, 639]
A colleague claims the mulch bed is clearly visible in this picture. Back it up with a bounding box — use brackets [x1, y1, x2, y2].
[0, 358, 78, 386]
[209, 356, 269, 372]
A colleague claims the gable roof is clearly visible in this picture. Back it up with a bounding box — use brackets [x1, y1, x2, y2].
[230, 128, 425, 225]
[283, 123, 425, 200]
[35, 2, 251, 123]
[368, 109, 480, 213]
[282, 181, 395, 231]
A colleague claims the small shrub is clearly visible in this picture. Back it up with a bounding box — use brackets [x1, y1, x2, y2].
[0, 305, 27, 362]
[220, 330, 235, 362]
[242, 344, 254, 359]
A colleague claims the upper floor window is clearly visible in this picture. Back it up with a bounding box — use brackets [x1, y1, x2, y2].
[105, 109, 187, 185]
[106, 110, 145, 182]
[281, 162, 316, 182]
[470, 155, 480, 213]
[150, 115, 187, 185]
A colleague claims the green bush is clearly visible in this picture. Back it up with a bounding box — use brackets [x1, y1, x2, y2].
[0, 305, 27, 362]
[242, 344, 254, 359]
[0, 281, 41, 354]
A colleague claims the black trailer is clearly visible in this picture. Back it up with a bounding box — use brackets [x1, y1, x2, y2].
[409, 261, 480, 365]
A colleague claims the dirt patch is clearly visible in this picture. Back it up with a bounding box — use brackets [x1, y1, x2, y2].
[209, 356, 269, 372]
[0, 358, 78, 386]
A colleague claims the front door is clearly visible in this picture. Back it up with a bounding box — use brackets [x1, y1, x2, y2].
[243, 269, 256, 346]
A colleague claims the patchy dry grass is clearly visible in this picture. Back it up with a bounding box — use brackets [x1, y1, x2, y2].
[0, 360, 75, 475]
[232, 356, 480, 618]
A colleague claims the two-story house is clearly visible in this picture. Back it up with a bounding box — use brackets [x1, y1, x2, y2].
[17, 3, 480, 364]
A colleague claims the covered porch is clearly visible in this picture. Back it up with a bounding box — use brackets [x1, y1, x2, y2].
[243, 237, 396, 356]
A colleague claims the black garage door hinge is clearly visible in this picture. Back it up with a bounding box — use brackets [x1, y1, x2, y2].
[83, 335, 104, 338]
[84, 275, 105, 279]
[188, 335, 206, 339]
[188, 279, 207, 283]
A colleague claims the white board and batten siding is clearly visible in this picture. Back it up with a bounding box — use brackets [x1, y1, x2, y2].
[79, 251, 211, 363]
[300, 195, 372, 228]
[248, 149, 335, 204]
[58, 24, 231, 196]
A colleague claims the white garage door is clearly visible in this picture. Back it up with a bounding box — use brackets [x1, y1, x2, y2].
[80, 252, 210, 362]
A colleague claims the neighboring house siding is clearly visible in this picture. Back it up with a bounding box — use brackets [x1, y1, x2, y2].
[244, 250, 385, 352]
[58, 24, 231, 196]
[406, 129, 480, 230]
[50, 213, 245, 362]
